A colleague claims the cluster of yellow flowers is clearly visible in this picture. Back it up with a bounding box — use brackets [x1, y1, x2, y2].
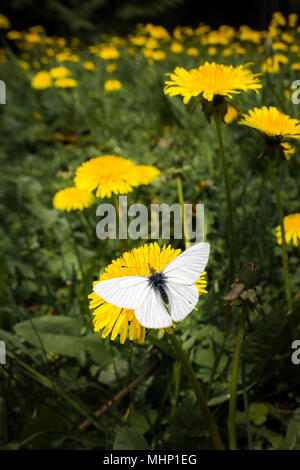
[53, 155, 160, 211]
[31, 66, 77, 89]
[4, 10, 300, 343]
[4, 10, 300, 94]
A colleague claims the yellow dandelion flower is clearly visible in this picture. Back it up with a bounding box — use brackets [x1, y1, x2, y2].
[129, 165, 161, 184]
[281, 142, 295, 159]
[208, 47, 217, 55]
[55, 52, 80, 63]
[31, 71, 52, 89]
[144, 38, 158, 50]
[262, 57, 279, 74]
[234, 45, 246, 55]
[239, 26, 261, 44]
[54, 77, 77, 88]
[29, 25, 44, 34]
[284, 89, 291, 101]
[239, 106, 300, 139]
[272, 11, 286, 27]
[152, 50, 166, 60]
[291, 62, 300, 70]
[25, 32, 41, 43]
[46, 48, 55, 57]
[272, 42, 288, 51]
[281, 32, 294, 43]
[17, 60, 30, 70]
[74, 156, 136, 198]
[288, 13, 298, 28]
[262, 55, 289, 74]
[142, 48, 153, 58]
[99, 46, 120, 59]
[0, 14, 10, 29]
[164, 62, 261, 104]
[83, 61, 95, 71]
[53, 187, 94, 211]
[274, 53, 288, 63]
[224, 104, 240, 124]
[55, 52, 70, 62]
[104, 79, 122, 91]
[74, 156, 159, 198]
[170, 42, 184, 53]
[90, 242, 208, 343]
[203, 30, 229, 46]
[145, 24, 170, 40]
[6, 30, 22, 40]
[222, 47, 233, 56]
[275, 213, 300, 246]
[106, 63, 117, 73]
[130, 35, 147, 46]
[49, 66, 71, 79]
[187, 47, 199, 56]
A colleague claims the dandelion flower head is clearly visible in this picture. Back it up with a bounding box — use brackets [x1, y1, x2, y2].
[74, 155, 160, 198]
[164, 62, 261, 103]
[275, 213, 300, 246]
[53, 186, 95, 211]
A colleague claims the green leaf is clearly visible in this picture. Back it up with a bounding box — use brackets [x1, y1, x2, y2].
[113, 428, 150, 450]
[13, 316, 106, 364]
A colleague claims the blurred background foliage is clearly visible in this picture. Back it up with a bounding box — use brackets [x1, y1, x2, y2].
[1, 0, 300, 39]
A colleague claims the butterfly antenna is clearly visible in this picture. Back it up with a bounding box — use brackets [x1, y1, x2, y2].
[121, 265, 147, 275]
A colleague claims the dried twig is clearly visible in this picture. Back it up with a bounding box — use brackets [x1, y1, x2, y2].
[78, 359, 158, 432]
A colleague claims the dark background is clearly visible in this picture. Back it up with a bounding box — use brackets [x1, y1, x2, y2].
[2, 0, 300, 39]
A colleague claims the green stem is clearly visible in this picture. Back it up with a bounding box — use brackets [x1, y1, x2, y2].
[176, 176, 190, 249]
[213, 115, 235, 282]
[112, 193, 128, 251]
[265, 71, 287, 113]
[167, 332, 225, 450]
[242, 355, 252, 450]
[206, 305, 232, 399]
[228, 306, 246, 450]
[269, 159, 292, 313]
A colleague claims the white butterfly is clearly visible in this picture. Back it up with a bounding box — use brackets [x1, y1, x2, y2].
[93, 242, 210, 329]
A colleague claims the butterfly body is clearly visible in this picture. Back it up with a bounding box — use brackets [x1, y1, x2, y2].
[93, 242, 210, 329]
[148, 270, 169, 305]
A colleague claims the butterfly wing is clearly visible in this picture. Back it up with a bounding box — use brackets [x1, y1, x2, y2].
[93, 276, 150, 310]
[166, 282, 199, 322]
[93, 275, 172, 328]
[161, 242, 210, 323]
[134, 288, 172, 328]
[161, 242, 210, 284]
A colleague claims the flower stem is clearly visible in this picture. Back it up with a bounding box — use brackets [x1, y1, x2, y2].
[176, 176, 190, 249]
[213, 115, 235, 282]
[167, 332, 225, 450]
[112, 193, 128, 252]
[269, 159, 292, 313]
[228, 306, 246, 450]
